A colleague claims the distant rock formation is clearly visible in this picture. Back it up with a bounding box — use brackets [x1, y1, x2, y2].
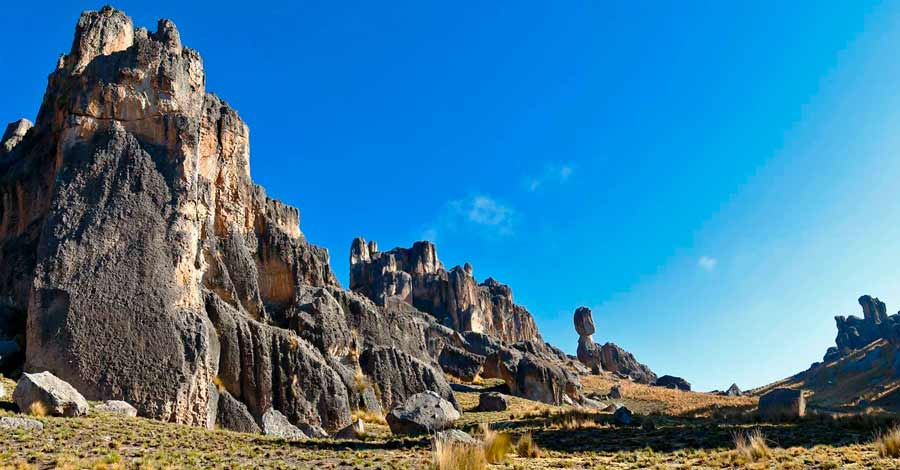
[0, 6, 455, 433]
[350, 238, 540, 344]
[570, 306, 657, 383]
[827, 295, 900, 361]
[654, 375, 691, 391]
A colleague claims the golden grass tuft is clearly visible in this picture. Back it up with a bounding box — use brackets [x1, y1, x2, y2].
[875, 425, 900, 458]
[431, 436, 486, 470]
[516, 432, 541, 458]
[351, 409, 387, 426]
[27, 400, 49, 417]
[479, 423, 512, 464]
[212, 375, 225, 392]
[734, 429, 770, 462]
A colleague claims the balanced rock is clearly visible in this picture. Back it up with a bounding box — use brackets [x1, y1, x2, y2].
[14, 371, 88, 417]
[95, 400, 138, 417]
[573, 306, 595, 336]
[386, 390, 460, 435]
[759, 388, 805, 420]
[477, 392, 509, 412]
[261, 408, 307, 440]
[655, 375, 691, 391]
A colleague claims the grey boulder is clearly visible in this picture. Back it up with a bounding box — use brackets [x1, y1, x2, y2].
[613, 406, 633, 425]
[335, 418, 365, 439]
[435, 429, 479, 446]
[0, 416, 43, 431]
[215, 390, 261, 434]
[759, 388, 805, 420]
[386, 390, 460, 435]
[95, 400, 137, 417]
[14, 371, 89, 417]
[260, 408, 307, 440]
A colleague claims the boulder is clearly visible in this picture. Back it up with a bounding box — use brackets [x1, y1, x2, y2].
[477, 392, 509, 412]
[435, 429, 479, 446]
[0, 417, 43, 432]
[215, 390, 261, 434]
[605, 403, 624, 412]
[573, 306, 595, 336]
[260, 408, 307, 440]
[296, 422, 329, 439]
[95, 400, 138, 417]
[0, 119, 32, 155]
[759, 388, 805, 420]
[576, 335, 602, 372]
[655, 375, 691, 391]
[335, 418, 365, 439]
[13, 371, 89, 417]
[613, 406, 633, 425]
[386, 390, 460, 435]
[609, 385, 622, 399]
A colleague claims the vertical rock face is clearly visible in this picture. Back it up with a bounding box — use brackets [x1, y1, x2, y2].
[0, 6, 452, 431]
[349, 237, 540, 344]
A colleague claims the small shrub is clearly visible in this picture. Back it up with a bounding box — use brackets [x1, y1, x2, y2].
[351, 409, 387, 426]
[432, 436, 486, 470]
[516, 433, 541, 458]
[734, 429, 770, 462]
[875, 425, 900, 458]
[27, 401, 49, 417]
[480, 423, 512, 464]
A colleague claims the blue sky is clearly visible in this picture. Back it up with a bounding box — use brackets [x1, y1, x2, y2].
[3, 2, 900, 391]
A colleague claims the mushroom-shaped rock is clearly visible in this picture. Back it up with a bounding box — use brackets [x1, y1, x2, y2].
[13, 371, 89, 417]
[260, 408, 307, 440]
[573, 306, 595, 336]
[386, 390, 460, 435]
[759, 388, 805, 421]
[95, 400, 138, 417]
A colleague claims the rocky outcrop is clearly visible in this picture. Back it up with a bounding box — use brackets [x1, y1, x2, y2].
[0, 6, 453, 434]
[386, 390, 460, 435]
[215, 390, 261, 434]
[654, 375, 691, 391]
[599, 343, 657, 384]
[483, 345, 581, 405]
[349, 238, 540, 344]
[830, 295, 900, 361]
[13, 371, 89, 417]
[1, 119, 32, 155]
[260, 408, 307, 440]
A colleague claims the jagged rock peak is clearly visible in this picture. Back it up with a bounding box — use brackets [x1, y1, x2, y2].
[1, 119, 32, 155]
[349, 238, 540, 344]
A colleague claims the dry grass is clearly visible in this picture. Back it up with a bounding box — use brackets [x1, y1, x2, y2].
[479, 423, 512, 464]
[26, 401, 48, 417]
[580, 374, 756, 416]
[432, 436, 486, 470]
[734, 428, 770, 462]
[516, 432, 541, 458]
[351, 409, 387, 426]
[875, 426, 900, 458]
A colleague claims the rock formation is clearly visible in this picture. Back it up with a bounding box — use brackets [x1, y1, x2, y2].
[654, 375, 691, 391]
[350, 238, 540, 343]
[571, 306, 657, 383]
[0, 6, 454, 434]
[827, 295, 900, 361]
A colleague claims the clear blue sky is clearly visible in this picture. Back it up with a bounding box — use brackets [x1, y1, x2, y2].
[4, 2, 900, 391]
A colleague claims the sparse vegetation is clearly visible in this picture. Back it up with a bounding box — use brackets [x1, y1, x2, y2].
[733, 428, 770, 462]
[431, 434, 486, 470]
[479, 423, 512, 464]
[875, 426, 900, 458]
[516, 432, 541, 458]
